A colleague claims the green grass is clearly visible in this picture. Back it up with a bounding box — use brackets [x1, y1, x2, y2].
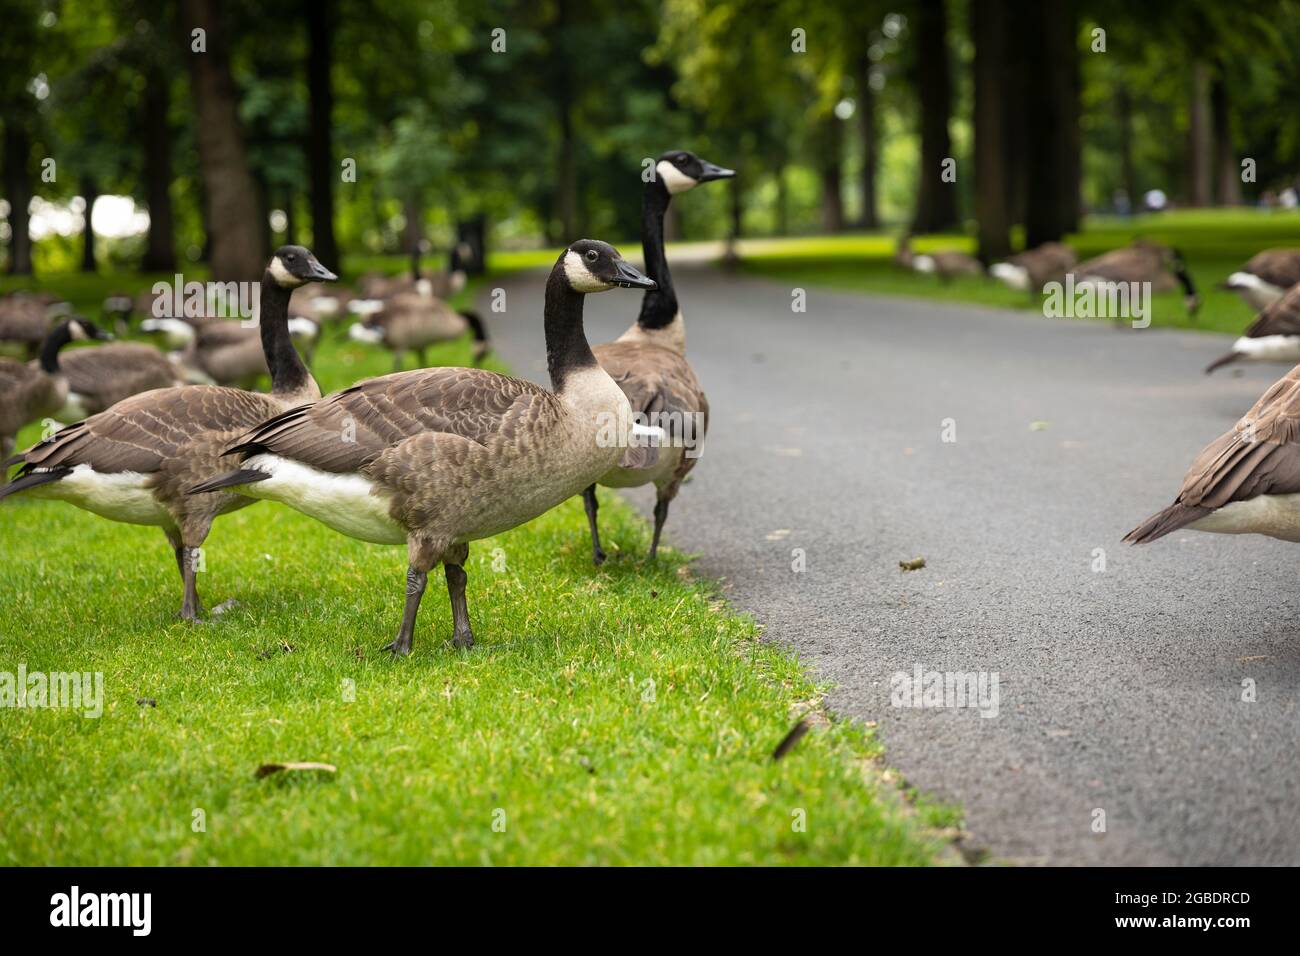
[0, 261, 951, 865]
[736, 209, 1300, 335]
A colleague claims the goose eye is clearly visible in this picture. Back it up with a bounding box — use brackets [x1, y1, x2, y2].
[585, 250, 598, 262]
[286, 254, 297, 262]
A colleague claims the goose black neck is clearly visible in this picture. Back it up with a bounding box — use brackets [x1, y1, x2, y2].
[38, 322, 74, 374]
[636, 180, 678, 330]
[259, 272, 312, 395]
[544, 265, 598, 392]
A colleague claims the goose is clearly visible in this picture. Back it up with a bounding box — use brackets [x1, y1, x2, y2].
[1071, 240, 1200, 316]
[1205, 282, 1300, 374]
[359, 242, 470, 301]
[189, 239, 655, 655]
[0, 292, 73, 359]
[0, 246, 335, 621]
[989, 242, 1077, 294]
[179, 315, 321, 388]
[55, 341, 188, 420]
[894, 235, 983, 281]
[580, 149, 732, 565]
[1222, 248, 1300, 311]
[0, 317, 108, 461]
[1125, 362, 1300, 545]
[347, 282, 488, 370]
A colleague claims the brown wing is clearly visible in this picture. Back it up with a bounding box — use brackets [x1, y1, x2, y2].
[594, 341, 709, 470]
[1177, 366, 1300, 507]
[1075, 244, 1166, 283]
[0, 358, 56, 436]
[227, 367, 557, 473]
[0, 300, 49, 345]
[16, 385, 283, 476]
[1243, 249, 1300, 290]
[59, 343, 181, 412]
[1241, 284, 1300, 339]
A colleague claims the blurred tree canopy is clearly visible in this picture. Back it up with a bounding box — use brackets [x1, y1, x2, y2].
[2, 0, 1300, 276]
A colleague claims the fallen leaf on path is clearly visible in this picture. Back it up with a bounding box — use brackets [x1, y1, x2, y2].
[899, 557, 927, 571]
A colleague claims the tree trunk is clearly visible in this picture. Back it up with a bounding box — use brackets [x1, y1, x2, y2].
[819, 115, 844, 233]
[1187, 61, 1212, 207]
[774, 163, 789, 236]
[1002, 8, 1027, 226]
[723, 176, 743, 267]
[3, 123, 33, 276]
[1211, 70, 1240, 205]
[971, 0, 1011, 263]
[553, 0, 580, 241]
[141, 65, 176, 271]
[854, 51, 878, 229]
[404, 194, 423, 275]
[306, 0, 338, 270]
[1022, 0, 1078, 247]
[182, 0, 266, 281]
[81, 177, 99, 273]
[456, 216, 487, 276]
[911, 0, 959, 233]
[1117, 84, 1137, 212]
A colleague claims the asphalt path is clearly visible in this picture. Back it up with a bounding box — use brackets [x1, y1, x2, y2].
[480, 264, 1300, 865]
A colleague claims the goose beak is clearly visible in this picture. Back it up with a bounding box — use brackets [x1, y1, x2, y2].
[697, 160, 735, 183]
[614, 260, 657, 290]
[309, 260, 339, 282]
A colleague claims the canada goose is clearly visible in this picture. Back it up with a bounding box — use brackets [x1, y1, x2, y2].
[989, 242, 1077, 294]
[1205, 282, 1300, 374]
[0, 292, 73, 359]
[1072, 240, 1200, 316]
[55, 342, 188, 420]
[0, 317, 108, 461]
[1125, 362, 1300, 545]
[894, 235, 983, 281]
[580, 149, 732, 565]
[179, 315, 321, 388]
[0, 246, 335, 621]
[1222, 248, 1300, 311]
[189, 240, 654, 655]
[347, 281, 488, 370]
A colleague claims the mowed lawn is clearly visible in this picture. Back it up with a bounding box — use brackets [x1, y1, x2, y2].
[736, 208, 1300, 335]
[0, 259, 953, 865]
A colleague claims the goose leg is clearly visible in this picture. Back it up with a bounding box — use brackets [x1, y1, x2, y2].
[384, 566, 426, 657]
[392, 350, 404, 373]
[582, 484, 606, 565]
[650, 482, 682, 560]
[416, 346, 427, 368]
[384, 538, 436, 656]
[444, 543, 474, 649]
[165, 527, 203, 621]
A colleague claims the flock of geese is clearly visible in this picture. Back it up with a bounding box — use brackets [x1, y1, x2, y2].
[0, 150, 731, 654]
[8, 148, 1300, 646]
[899, 231, 1300, 548]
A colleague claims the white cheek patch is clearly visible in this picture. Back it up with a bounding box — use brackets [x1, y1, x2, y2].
[563, 250, 612, 293]
[70, 323, 88, 341]
[656, 160, 698, 195]
[269, 257, 303, 288]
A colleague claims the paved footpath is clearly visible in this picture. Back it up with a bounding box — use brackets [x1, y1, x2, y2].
[483, 265, 1300, 865]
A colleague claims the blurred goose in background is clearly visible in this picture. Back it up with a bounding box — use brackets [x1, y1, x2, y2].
[990, 242, 1077, 294]
[348, 280, 488, 370]
[190, 240, 653, 655]
[0, 292, 73, 359]
[894, 235, 983, 281]
[1221, 248, 1300, 311]
[1206, 283, 1300, 374]
[1126, 363, 1300, 545]
[0, 317, 108, 461]
[55, 340, 188, 420]
[581, 149, 731, 564]
[1072, 240, 1200, 316]
[0, 246, 335, 622]
[174, 315, 320, 388]
[359, 241, 472, 301]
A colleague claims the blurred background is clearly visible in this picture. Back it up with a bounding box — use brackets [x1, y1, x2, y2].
[1, 0, 1299, 332]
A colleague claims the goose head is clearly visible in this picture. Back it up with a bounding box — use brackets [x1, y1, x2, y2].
[561, 240, 657, 293]
[654, 150, 735, 195]
[63, 316, 112, 343]
[267, 245, 339, 289]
